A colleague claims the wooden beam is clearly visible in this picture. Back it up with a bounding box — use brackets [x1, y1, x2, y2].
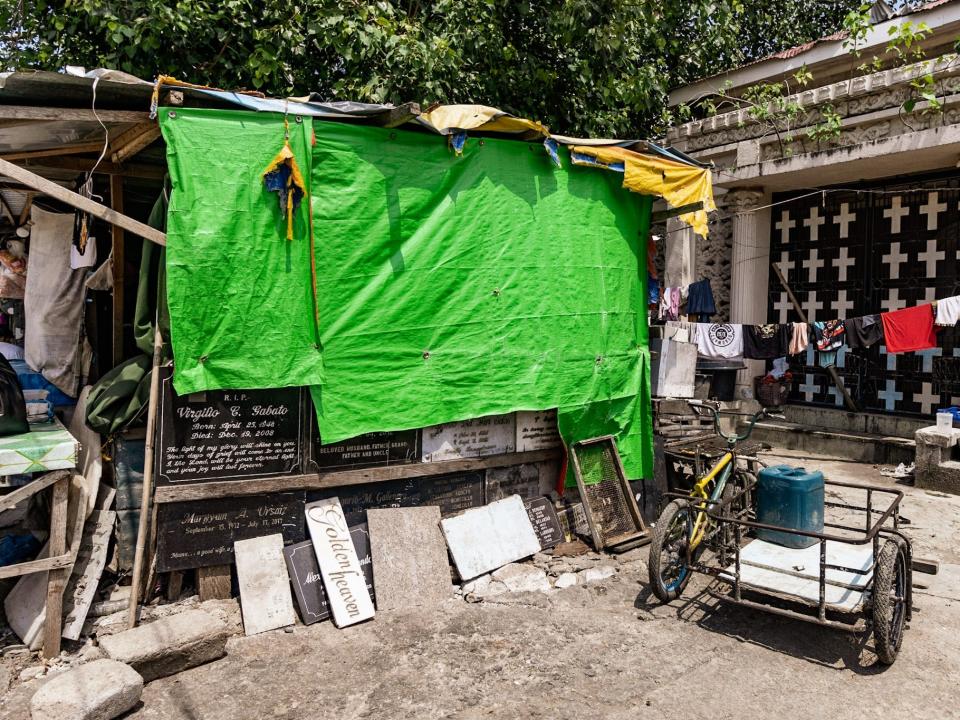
[771, 262, 858, 412]
[42, 475, 69, 658]
[379, 102, 421, 128]
[198, 565, 232, 600]
[0, 105, 149, 124]
[0, 119, 42, 130]
[0, 158, 166, 246]
[154, 448, 562, 504]
[0, 191, 15, 224]
[165, 571, 184, 601]
[128, 328, 164, 628]
[0, 481, 86, 582]
[111, 123, 162, 164]
[21, 157, 166, 180]
[17, 192, 33, 225]
[0, 551, 76, 580]
[651, 201, 704, 224]
[111, 176, 125, 367]
[0, 470, 63, 513]
[1, 142, 107, 162]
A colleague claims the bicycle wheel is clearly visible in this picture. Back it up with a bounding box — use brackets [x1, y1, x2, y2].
[648, 499, 696, 602]
[873, 536, 909, 665]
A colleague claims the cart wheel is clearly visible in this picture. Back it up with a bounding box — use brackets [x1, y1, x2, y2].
[873, 536, 909, 665]
[648, 499, 696, 602]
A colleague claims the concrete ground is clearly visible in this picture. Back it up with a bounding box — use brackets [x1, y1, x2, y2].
[3, 449, 959, 719]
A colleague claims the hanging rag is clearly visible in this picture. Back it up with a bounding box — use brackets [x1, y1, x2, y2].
[788, 322, 810, 355]
[262, 120, 307, 241]
[845, 314, 884, 349]
[813, 319, 845, 368]
[686, 279, 716, 322]
[24, 206, 89, 397]
[743, 324, 791, 360]
[813, 320, 845, 352]
[881, 304, 938, 353]
[647, 275, 660, 306]
[646, 237, 658, 279]
[659, 287, 681, 321]
[935, 296, 960, 326]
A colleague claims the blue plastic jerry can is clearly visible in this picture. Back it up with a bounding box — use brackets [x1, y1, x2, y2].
[755, 465, 825, 549]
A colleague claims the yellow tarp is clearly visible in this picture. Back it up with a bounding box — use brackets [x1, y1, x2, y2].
[569, 145, 715, 237]
[418, 104, 550, 136]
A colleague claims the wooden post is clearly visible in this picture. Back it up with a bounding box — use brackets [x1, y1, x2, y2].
[165, 571, 183, 602]
[127, 327, 163, 628]
[42, 474, 70, 658]
[771, 262, 858, 412]
[110, 175, 125, 367]
[198, 565, 232, 601]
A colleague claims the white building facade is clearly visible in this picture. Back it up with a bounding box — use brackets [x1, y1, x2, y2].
[665, 0, 960, 417]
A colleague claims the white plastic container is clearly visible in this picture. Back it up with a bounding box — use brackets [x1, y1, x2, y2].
[936, 411, 953, 430]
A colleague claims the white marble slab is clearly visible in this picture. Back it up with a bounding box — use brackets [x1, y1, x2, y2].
[422, 414, 516, 462]
[720, 539, 873, 611]
[234, 534, 297, 636]
[515, 410, 561, 452]
[440, 495, 540, 581]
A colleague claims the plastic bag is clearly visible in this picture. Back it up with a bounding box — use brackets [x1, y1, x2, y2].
[0, 354, 29, 436]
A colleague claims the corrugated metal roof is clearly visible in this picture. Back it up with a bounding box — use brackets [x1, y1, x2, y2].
[0, 68, 708, 200]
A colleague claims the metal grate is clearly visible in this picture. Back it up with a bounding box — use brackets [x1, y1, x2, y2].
[571, 436, 648, 550]
[934, 357, 960, 394]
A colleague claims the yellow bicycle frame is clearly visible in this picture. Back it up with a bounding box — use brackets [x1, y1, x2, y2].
[689, 451, 733, 550]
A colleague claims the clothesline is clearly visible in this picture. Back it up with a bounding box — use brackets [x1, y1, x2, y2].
[663, 294, 960, 362]
[653, 182, 960, 236]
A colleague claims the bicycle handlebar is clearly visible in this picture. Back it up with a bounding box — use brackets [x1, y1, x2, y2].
[687, 399, 776, 446]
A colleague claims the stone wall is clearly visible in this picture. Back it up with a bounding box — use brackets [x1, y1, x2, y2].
[694, 195, 733, 322]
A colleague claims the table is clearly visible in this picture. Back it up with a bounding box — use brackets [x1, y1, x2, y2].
[0, 418, 79, 478]
[0, 420, 82, 657]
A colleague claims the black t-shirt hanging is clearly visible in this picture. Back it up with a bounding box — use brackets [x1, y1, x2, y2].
[846, 314, 884, 349]
[743, 324, 791, 360]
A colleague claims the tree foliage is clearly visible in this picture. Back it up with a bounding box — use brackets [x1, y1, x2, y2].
[2, 1, 862, 137]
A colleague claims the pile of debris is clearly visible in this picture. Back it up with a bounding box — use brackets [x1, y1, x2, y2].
[2, 534, 643, 720]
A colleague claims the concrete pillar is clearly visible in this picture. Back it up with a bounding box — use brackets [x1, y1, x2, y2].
[664, 216, 696, 289]
[726, 188, 770, 398]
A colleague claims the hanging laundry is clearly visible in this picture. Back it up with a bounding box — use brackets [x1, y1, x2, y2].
[647, 274, 660, 306]
[788, 322, 809, 356]
[935, 296, 960, 326]
[70, 237, 97, 270]
[659, 287, 682, 321]
[881, 304, 938, 353]
[813, 319, 845, 369]
[696, 323, 743, 359]
[813, 320, 845, 352]
[845, 314, 884, 349]
[686, 279, 716, 322]
[646, 238, 658, 279]
[743, 324, 790, 359]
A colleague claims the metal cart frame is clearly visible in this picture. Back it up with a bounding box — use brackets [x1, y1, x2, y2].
[662, 475, 913, 634]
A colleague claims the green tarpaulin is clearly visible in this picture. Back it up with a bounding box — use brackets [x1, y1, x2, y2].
[159, 108, 654, 478]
